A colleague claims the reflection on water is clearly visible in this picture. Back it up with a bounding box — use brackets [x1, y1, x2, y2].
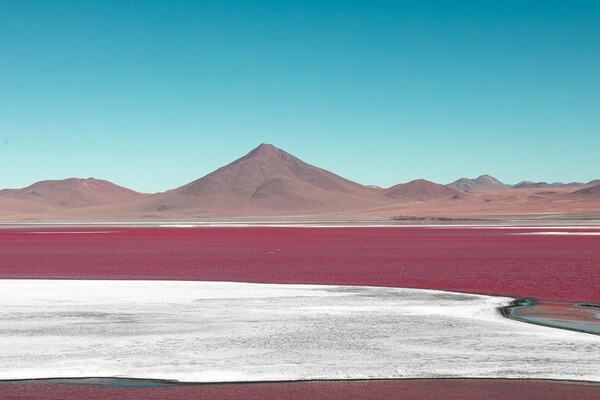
[507, 300, 600, 335]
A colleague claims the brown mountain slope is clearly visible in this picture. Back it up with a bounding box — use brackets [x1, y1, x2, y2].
[121, 144, 387, 216]
[0, 197, 55, 219]
[572, 184, 600, 197]
[448, 175, 509, 191]
[386, 179, 462, 202]
[0, 178, 144, 209]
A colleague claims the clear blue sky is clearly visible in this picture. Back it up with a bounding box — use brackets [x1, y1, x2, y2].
[1, 1, 599, 192]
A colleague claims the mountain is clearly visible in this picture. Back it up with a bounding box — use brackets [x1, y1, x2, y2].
[514, 181, 584, 189]
[385, 179, 462, 201]
[572, 184, 600, 197]
[587, 179, 600, 186]
[513, 181, 553, 189]
[0, 196, 55, 219]
[0, 178, 143, 209]
[126, 144, 386, 216]
[1, 145, 598, 220]
[448, 175, 509, 191]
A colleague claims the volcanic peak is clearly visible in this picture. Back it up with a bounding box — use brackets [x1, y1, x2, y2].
[178, 143, 369, 197]
[145, 143, 385, 214]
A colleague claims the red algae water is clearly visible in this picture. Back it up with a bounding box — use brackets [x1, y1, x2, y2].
[0, 227, 598, 303]
[1, 227, 599, 399]
[1, 379, 599, 400]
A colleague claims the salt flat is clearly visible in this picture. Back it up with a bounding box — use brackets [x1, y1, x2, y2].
[0, 280, 598, 383]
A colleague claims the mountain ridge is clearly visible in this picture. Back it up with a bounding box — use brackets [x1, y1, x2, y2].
[0, 144, 598, 219]
[387, 179, 462, 201]
[448, 175, 509, 191]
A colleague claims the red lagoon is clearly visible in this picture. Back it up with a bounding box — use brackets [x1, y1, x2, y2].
[1, 226, 599, 399]
[0, 379, 599, 400]
[0, 226, 598, 303]
[0, 227, 600, 303]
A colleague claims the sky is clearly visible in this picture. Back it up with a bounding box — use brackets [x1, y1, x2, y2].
[1, 1, 599, 193]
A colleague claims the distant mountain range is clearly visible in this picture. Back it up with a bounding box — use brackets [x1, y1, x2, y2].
[387, 179, 462, 201]
[0, 144, 598, 220]
[513, 181, 585, 189]
[448, 175, 509, 191]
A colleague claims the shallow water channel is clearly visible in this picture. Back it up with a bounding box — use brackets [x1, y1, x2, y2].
[506, 300, 600, 335]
